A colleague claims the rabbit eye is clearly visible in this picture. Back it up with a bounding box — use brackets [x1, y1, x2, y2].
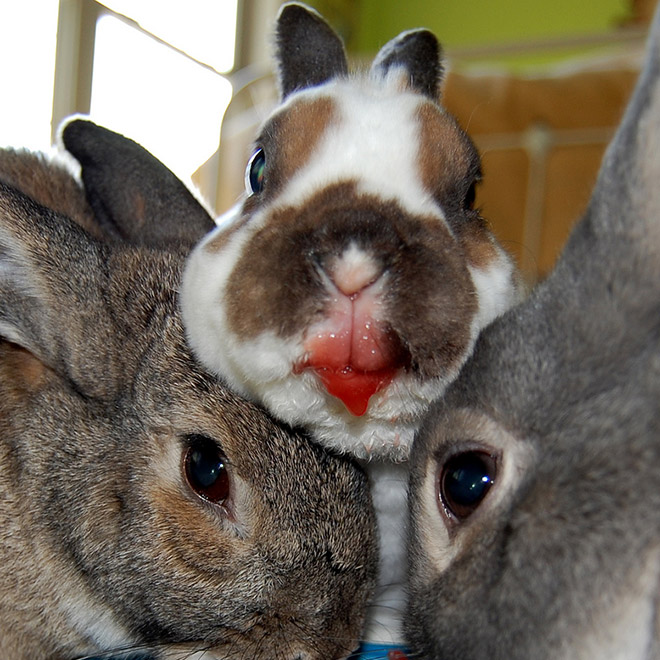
[439, 450, 496, 520]
[245, 148, 266, 195]
[464, 181, 477, 211]
[184, 435, 230, 505]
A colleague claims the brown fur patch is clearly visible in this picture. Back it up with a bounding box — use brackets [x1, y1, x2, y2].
[460, 221, 500, 270]
[416, 101, 504, 274]
[0, 150, 102, 238]
[0, 342, 52, 397]
[256, 96, 337, 197]
[204, 97, 338, 257]
[416, 102, 479, 207]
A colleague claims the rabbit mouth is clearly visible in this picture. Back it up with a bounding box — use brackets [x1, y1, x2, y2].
[295, 359, 407, 417]
[295, 280, 410, 416]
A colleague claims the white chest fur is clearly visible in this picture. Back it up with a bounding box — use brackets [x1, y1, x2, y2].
[363, 461, 410, 644]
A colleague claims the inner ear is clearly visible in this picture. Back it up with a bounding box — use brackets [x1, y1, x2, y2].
[275, 3, 348, 100]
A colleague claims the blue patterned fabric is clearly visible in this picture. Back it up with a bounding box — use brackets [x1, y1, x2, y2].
[348, 641, 411, 659]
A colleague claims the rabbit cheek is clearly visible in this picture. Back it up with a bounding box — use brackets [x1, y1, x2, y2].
[460, 222, 522, 330]
[387, 226, 479, 382]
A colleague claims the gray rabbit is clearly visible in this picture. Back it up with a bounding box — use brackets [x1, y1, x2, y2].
[406, 5, 660, 659]
[0, 120, 376, 659]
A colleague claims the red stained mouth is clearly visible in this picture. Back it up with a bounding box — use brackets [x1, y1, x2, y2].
[313, 365, 397, 416]
[296, 313, 408, 416]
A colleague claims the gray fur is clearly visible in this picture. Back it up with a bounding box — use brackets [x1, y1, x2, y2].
[406, 6, 660, 659]
[0, 121, 376, 659]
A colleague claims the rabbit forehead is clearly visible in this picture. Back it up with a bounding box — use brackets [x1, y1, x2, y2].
[271, 78, 447, 220]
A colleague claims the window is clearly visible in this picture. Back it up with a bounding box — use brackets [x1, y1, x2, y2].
[1, 0, 237, 189]
[0, 2, 60, 152]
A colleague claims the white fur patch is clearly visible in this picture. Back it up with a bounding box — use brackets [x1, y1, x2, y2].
[60, 590, 132, 651]
[468, 251, 521, 332]
[271, 76, 444, 221]
[363, 462, 410, 644]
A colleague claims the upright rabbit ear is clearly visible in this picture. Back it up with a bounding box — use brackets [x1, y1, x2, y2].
[582, 17, 660, 261]
[275, 3, 348, 100]
[529, 3, 660, 345]
[371, 29, 443, 100]
[60, 118, 215, 249]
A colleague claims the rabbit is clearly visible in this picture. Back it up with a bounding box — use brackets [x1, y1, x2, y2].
[405, 4, 660, 660]
[0, 118, 377, 660]
[180, 2, 521, 652]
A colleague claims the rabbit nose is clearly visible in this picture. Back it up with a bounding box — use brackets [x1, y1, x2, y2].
[329, 244, 382, 297]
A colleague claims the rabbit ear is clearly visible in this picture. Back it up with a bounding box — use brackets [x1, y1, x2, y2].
[579, 21, 660, 261]
[0, 173, 159, 399]
[275, 3, 348, 100]
[60, 118, 215, 249]
[0, 182, 103, 383]
[522, 2, 660, 374]
[456, 4, 660, 424]
[371, 29, 444, 100]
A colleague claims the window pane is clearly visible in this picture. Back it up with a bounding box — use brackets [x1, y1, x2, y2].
[99, 0, 237, 72]
[0, 1, 59, 151]
[90, 14, 232, 183]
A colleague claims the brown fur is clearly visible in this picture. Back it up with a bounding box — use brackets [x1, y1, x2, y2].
[0, 148, 103, 238]
[416, 102, 478, 207]
[416, 103, 502, 272]
[0, 137, 376, 659]
[459, 221, 501, 270]
[259, 95, 338, 196]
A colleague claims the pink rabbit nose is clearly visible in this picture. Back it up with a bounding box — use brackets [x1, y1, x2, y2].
[330, 245, 382, 296]
[296, 247, 407, 417]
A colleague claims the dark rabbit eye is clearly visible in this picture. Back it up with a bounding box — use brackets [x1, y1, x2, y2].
[245, 148, 266, 195]
[464, 181, 477, 210]
[439, 451, 496, 520]
[184, 435, 230, 505]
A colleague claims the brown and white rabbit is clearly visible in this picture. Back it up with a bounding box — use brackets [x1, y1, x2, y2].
[406, 5, 660, 659]
[180, 3, 521, 651]
[0, 118, 377, 660]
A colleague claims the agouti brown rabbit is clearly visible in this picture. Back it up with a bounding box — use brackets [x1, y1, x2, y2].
[0, 119, 377, 660]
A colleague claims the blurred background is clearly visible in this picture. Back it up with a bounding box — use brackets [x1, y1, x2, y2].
[1, 0, 657, 284]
